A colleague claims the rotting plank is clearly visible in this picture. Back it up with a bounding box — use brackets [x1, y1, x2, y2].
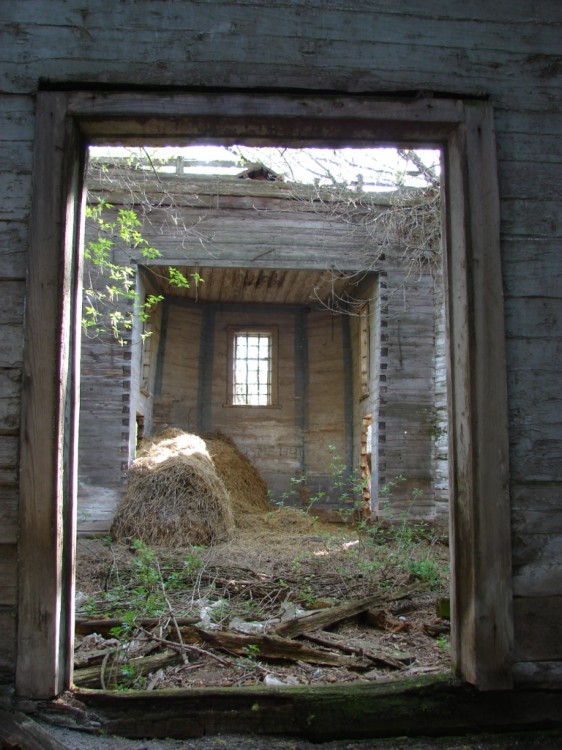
[68, 676, 562, 740]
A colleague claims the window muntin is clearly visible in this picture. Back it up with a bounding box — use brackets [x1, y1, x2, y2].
[228, 327, 277, 406]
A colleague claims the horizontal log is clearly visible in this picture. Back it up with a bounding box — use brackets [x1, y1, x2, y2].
[513, 564, 562, 598]
[0, 282, 24, 325]
[0, 325, 24, 368]
[0, 221, 28, 278]
[0, 608, 16, 674]
[71, 675, 562, 740]
[513, 660, 562, 689]
[511, 483, 562, 513]
[0, 368, 20, 432]
[505, 298, 562, 339]
[0, 486, 17, 544]
[513, 509, 562, 536]
[0, 173, 32, 221]
[0, 545, 17, 606]
[512, 533, 562, 567]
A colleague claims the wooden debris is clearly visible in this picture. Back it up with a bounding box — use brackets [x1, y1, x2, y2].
[364, 609, 411, 633]
[193, 627, 371, 669]
[73, 649, 180, 689]
[271, 589, 413, 639]
[422, 620, 450, 638]
[76, 616, 198, 637]
[302, 631, 405, 670]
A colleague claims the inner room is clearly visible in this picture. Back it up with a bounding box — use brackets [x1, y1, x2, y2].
[74, 144, 451, 690]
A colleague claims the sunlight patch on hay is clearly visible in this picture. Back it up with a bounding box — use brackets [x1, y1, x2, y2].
[111, 429, 274, 547]
[111, 430, 234, 546]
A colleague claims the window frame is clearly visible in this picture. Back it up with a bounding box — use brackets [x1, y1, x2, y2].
[18, 91, 512, 699]
[226, 325, 279, 407]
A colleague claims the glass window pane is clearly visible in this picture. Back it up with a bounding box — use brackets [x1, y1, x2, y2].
[232, 331, 273, 405]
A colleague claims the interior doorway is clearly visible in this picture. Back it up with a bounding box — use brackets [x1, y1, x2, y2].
[17, 91, 512, 702]
[73, 143, 451, 691]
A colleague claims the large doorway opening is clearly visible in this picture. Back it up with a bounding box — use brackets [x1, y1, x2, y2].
[74, 144, 450, 690]
[17, 92, 512, 707]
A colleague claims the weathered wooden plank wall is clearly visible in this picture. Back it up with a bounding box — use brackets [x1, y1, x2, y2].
[0, 0, 560, 692]
[377, 266, 447, 522]
[80, 176, 444, 522]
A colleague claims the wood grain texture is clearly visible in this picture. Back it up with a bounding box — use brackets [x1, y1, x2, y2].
[16, 92, 84, 698]
[0, 545, 17, 606]
[1, 1, 560, 112]
[0, 487, 17, 544]
[0, 0, 560, 696]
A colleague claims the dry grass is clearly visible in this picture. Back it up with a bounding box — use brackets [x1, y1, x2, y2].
[111, 429, 273, 546]
[204, 432, 272, 519]
[111, 430, 234, 546]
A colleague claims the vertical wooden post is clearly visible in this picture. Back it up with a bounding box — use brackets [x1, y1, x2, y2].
[17, 92, 84, 698]
[445, 101, 513, 689]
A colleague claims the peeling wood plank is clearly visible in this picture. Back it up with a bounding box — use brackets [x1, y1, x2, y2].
[73, 650, 180, 690]
[272, 592, 409, 639]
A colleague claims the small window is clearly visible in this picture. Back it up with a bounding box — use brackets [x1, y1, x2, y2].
[227, 327, 277, 406]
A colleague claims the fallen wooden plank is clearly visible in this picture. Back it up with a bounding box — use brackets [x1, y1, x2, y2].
[73, 649, 180, 689]
[302, 631, 405, 670]
[271, 589, 414, 639]
[194, 627, 370, 669]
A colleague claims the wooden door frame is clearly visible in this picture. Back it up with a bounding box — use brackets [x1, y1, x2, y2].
[17, 90, 512, 698]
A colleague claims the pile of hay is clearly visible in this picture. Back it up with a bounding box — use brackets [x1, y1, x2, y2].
[111, 429, 235, 547]
[204, 433, 271, 519]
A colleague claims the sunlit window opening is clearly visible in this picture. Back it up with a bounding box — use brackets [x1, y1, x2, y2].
[233, 331, 272, 405]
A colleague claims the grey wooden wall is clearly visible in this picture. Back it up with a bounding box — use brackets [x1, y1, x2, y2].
[78, 173, 445, 527]
[0, 0, 560, 690]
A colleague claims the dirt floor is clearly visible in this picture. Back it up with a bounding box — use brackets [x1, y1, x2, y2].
[74, 508, 451, 692]
[29, 723, 562, 750]
[10, 509, 556, 747]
